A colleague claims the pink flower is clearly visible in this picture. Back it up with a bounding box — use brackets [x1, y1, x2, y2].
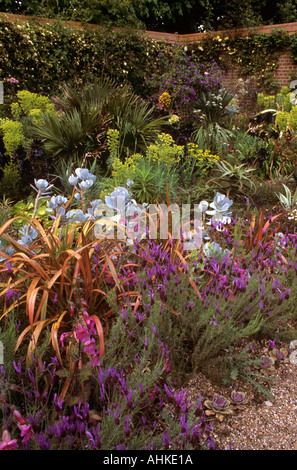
[165, 361, 171, 372]
[13, 409, 26, 426]
[83, 311, 95, 328]
[91, 354, 101, 368]
[75, 323, 89, 342]
[18, 424, 34, 445]
[0, 430, 18, 450]
[6, 77, 19, 84]
[60, 332, 70, 347]
[13, 410, 33, 444]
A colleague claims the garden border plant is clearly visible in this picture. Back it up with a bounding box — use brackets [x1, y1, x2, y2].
[2, 16, 297, 451]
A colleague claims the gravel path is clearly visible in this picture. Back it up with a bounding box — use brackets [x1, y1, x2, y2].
[184, 343, 297, 450]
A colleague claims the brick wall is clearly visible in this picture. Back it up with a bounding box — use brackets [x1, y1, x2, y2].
[276, 51, 297, 86]
[2, 12, 297, 89]
[218, 50, 297, 91]
[179, 24, 297, 90]
[220, 58, 241, 91]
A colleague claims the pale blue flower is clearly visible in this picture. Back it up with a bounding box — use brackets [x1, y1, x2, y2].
[18, 225, 38, 240]
[206, 211, 231, 229]
[32, 179, 53, 196]
[18, 234, 34, 248]
[64, 210, 76, 221]
[34, 179, 49, 192]
[69, 174, 79, 186]
[198, 200, 209, 213]
[79, 179, 94, 191]
[206, 193, 233, 230]
[207, 193, 233, 215]
[87, 199, 103, 219]
[75, 168, 96, 182]
[47, 195, 68, 212]
[0, 242, 14, 261]
[90, 199, 102, 209]
[105, 187, 129, 213]
[71, 209, 91, 223]
[75, 168, 91, 180]
[55, 195, 68, 206]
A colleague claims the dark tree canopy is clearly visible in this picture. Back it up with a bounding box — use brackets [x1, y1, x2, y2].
[1, 0, 297, 32]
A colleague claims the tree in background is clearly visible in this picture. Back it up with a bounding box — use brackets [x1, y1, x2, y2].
[0, 0, 144, 27]
[1, 0, 297, 32]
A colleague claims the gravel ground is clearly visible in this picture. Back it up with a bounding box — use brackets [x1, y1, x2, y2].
[183, 342, 297, 450]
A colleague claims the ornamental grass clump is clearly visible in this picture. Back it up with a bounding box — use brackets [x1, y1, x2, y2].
[0, 175, 142, 369]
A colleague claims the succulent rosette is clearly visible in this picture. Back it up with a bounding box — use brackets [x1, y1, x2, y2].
[230, 391, 248, 409]
[269, 347, 289, 362]
[204, 394, 233, 421]
[254, 355, 276, 375]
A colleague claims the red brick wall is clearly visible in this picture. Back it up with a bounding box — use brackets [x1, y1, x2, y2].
[276, 51, 297, 87]
[221, 61, 241, 91]
[2, 12, 297, 89]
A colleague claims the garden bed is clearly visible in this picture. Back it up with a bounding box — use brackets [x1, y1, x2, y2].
[1, 43, 297, 451]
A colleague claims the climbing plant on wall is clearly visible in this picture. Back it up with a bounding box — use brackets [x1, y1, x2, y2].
[189, 29, 291, 93]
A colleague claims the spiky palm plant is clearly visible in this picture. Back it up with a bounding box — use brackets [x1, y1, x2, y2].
[33, 78, 169, 163]
[52, 77, 119, 114]
[31, 107, 109, 164]
[30, 77, 118, 164]
[107, 85, 169, 155]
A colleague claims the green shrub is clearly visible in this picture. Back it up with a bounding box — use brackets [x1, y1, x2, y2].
[11, 90, 56, 119]
[146, 133, 184, 168]
[0, 160, 23, 199]
[0, 89, 58, 155]
[0, 120, 25, 155]
[9, 196, 50, 228]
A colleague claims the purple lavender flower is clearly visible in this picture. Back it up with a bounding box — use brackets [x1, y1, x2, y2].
[151, 323, 159, 339]
[164, 384, 173, 402]
[124, 414, 130, 437]
[140, 336, 149, 351]
[162, 430, 173, 450]
[36, 433, 51, 450]
[125, 389, 133, 409]
[13, 359, 23, 378]
[121, 307, 128, 324]
[126, 329, 135, 341]
[209, 315, 220, 327]
[53, 394, 64, 413]
[108, 404, 120, 425]
[5, 287, 17, 304]
[139, 382, 144, 398]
